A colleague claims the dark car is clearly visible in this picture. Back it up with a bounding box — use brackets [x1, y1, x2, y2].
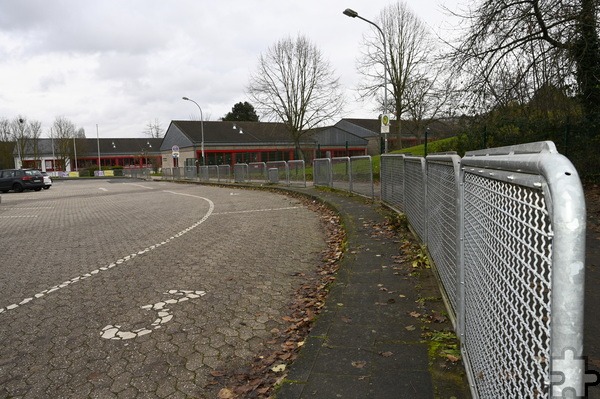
[0, 169, 44, 193]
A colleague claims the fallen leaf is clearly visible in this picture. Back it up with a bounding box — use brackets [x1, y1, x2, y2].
[218, 388, 236, 399]
[351, 361, 367, 369]
[405, 325, 416, 331]
[409, 311, 421, 318]
[446, 354, 460, 363]
[341, 316, 352, 323]
[210, 370, 226, 377]
[379, 351, 393, 357]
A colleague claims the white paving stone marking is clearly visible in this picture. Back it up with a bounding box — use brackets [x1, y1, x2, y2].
[101, 290, 207, 340]
[0, 191, 214, 316]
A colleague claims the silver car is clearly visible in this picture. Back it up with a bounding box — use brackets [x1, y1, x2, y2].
[40, 171, 52, 189]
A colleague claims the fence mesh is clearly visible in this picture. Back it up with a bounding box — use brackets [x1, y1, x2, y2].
[380, 155, 405, 211]
[426, 157, 461, 317]
[288, 160, 306, 187]
[331, 157, 351, 192]
[266, 161, 289, 184]
[403, 157, 427, 242]
[462, 170, 552, 398]
[313, 158, 331, 187]
[350, 156, 374, 198]
[248, 162, 267, 182]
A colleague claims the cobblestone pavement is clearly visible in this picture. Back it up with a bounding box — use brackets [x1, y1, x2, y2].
[0, 179, 326, 398]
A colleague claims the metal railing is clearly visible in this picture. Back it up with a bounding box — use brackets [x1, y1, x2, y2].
[288, 160, 306, 187]
[136, 144, 586, 398]
[313, 155, 375, 199]
[122, 168, 151, 180]
[248, 162, 267, 183]
[349, 156, 374, 198]
[380, 142, 586, 399]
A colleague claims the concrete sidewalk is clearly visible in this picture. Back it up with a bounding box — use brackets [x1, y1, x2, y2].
[276, 188, 470, 399]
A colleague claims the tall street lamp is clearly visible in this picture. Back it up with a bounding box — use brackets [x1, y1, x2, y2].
[343, 8, 389, 153]
[182, 96, 205, 166]
[96, 124, 101, 174]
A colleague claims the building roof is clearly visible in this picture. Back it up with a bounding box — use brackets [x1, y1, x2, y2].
[161, 120, 318, 151]
[15, 138, 163, 157]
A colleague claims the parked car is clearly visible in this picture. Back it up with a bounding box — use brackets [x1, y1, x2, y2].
[40, 171, 52, 189]
[0, 169, 44, 193]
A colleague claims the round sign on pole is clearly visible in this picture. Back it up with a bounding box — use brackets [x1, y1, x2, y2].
[381, 114, 390, 134]
[171, 145, 180, 152]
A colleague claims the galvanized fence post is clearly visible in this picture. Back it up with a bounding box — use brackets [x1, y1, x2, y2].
[425, 154, 462, 331]
[460, 141, 586, 398]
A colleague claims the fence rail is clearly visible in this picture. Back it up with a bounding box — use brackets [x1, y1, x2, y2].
[380, 142, 586, 399]
[157, 161, 305, 187]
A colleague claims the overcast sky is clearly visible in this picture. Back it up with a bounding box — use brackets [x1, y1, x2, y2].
[0, 0, 462, 138]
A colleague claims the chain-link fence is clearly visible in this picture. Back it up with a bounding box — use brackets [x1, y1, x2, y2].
[313, 156, 375, 199]
[349, 156, 374, 198]
[380, 141, 586, 399]
[313, 158, 332, 187]
[288, 160, 306, 187]
[122, 168, 151, 180]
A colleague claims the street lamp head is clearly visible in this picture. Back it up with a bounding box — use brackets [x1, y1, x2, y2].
[182, 96, 189, 101]
[343, 8, 358, 18]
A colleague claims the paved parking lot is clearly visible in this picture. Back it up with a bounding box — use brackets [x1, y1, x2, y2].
[0, 179, 326, 398]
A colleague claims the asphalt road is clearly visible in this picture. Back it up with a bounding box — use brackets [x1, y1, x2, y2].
[0, 179, 326, 398]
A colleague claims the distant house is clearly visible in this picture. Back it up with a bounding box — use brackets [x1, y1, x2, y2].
[160, 120, 370, 168]
[337, 118, 461, 153]
[13, 138, 163, 172]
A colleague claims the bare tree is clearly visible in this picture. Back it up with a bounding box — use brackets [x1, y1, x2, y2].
[449, 0, 600, 122]
[247, 34, 344, 158]
[11, 116, 31, 168]
[144, 119, 164, 138]
[405, 71, 458, 142]
[29, 120, 43, 168]
[0, 118, 14, 169]
[52, 116, 77, 171]
[356, 1, 437, 148]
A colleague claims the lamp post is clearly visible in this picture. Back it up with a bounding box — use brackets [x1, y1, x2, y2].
[343, 8, 389, 153]
[182, 96, 205, 166]
[73, 136, 78, 171]
[97, 124, 101, 173]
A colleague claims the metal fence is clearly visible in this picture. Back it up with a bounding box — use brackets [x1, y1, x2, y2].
[380, 142, 586, 399]
[349, 156, 374, 198]
[158, 161, 305, 187]
[122, 168, 151, 180]
[313, 155, 375, 199]
[134, 143, 586, 398]
[160, 166, 231, 183]
[288, 160, 307, 187]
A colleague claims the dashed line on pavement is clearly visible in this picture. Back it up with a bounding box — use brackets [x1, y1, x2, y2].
[0, 191, 214, 316]
[0, 215, 39, 218]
